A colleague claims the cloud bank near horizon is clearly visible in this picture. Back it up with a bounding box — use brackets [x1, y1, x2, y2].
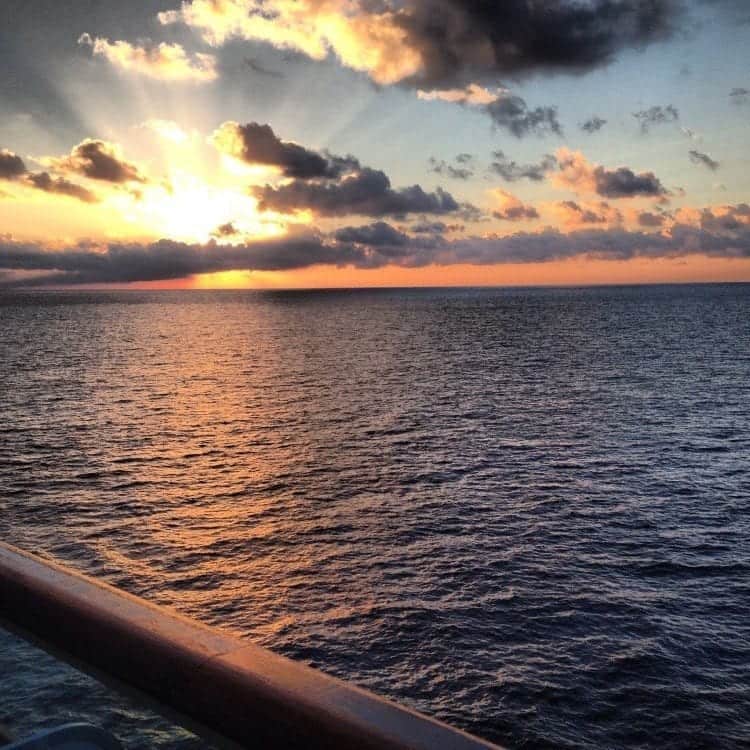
[2, 203, 748, 285]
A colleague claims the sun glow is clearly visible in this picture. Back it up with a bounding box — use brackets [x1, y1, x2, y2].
[108, 171, 287, 243]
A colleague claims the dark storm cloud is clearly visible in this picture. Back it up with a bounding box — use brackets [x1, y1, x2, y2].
[689, 149, 719, 170]
[428, 157, 474, 180]
[393, 0, 680, 88]
[489, 151, 557, 182]
[26, 171, 97, 203]
[594, 166, 667, 198]
[213, 122, 360, 179]
[580, 116, 608, 134]
[52, 139, 145, 183]
[633, 104, 679, 132]
[485, 96, 561, 138]
[4, 211, 750, 285]
[254, 167, 462, 217]
[0, 150, 28, 180]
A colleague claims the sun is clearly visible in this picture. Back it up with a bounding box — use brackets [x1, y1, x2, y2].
[107, 170, 287, 244]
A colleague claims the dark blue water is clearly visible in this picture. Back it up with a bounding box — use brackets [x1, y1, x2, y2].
[1, 285, 749, 749]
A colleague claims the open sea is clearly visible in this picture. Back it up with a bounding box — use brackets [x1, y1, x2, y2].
[1, 284, 749, 750]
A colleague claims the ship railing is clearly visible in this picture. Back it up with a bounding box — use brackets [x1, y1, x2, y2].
[0, 543, 504, 750]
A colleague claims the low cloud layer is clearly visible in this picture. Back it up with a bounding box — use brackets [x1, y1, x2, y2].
[3, 202, 749, 285]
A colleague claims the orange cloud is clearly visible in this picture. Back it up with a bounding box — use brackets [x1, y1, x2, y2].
[158, 0, 421, 85]
[551, 147, 667, 200]
[491, 189, 538, 222]
[78, 33, 218, 82]
[550, 200, 623, 228]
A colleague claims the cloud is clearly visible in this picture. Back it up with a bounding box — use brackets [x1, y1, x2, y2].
[78, 33, 218, 82]
[49, 139, 145, 183]
[489, 150, 557, 182]
[0, 149, 27, 180]
[729, 87, 749, 104]
[409, 220, 463, 234]
[417, 84, 501, 105]
[25, 172, 97, 203]
[633, 104, 679, 132]
[0, 147, 98, 203]
[159, 0, 423, 85]
[209, 120, 467, 218]
[689, 149, 720, 171]
[485, 95, 561, 138]
[0, 233, 366, 285]
[637, 211, 667, 227]
[553, 148, 667, 199]
[211, 121, 359, 179]
[158, 0, 680, 88]
[696, 203, 750, 232]
[428, 157, 473, 180]
[491, 190, 539, 222]
[334, 221, 411, 247]
[255, 167, 462, 217]
[244, 56, 285, 78]
[553, 200, 622, 227]
[418, 85, 560, 137]
[595, 168, 667, 199]
[580, 116, 607, 134]
[211, 222, 240, 238]
[4, 205, 750, 284]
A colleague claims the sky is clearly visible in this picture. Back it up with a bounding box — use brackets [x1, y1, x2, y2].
[0, 0, 749, 288]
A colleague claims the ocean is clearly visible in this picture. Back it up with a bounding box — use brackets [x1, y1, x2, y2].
[1, 285, 749, 749]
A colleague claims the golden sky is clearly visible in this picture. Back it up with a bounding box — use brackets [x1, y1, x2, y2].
[1, 0, 749, 287]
